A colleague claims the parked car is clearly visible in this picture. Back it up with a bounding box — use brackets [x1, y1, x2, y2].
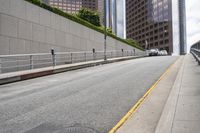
[149, 49, 159, 56]
[160, 50, 168, 56]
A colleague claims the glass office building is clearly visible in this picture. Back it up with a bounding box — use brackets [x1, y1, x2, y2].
[126, 0, 187, 55]
[43, 0, 98, 14]
[42, 0, 105, 24]
[107, 0, 126, 39]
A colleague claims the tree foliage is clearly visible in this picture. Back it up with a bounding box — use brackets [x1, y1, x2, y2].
[106, 28, 113, 34]
[77, 8, 101, 26]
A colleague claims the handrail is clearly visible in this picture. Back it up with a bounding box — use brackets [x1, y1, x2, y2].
[190, 42, 200, 65]
[0, 50, 145, 74]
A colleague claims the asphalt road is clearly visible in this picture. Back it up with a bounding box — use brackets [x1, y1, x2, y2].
[0, 56, 178, 133]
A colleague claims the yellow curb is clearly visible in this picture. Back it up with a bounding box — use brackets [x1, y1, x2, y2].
[108, 57, 180, 133]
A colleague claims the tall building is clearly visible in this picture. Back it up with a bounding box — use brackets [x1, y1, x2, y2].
[42, 0, 105, 25]
[126, 0, 187, 55]
[107, 0, 126, 39]
[43, 0, 98, 14]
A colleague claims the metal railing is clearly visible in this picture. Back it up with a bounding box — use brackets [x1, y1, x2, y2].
[0, 49, 145, 74]
[191, 42, 200, 65]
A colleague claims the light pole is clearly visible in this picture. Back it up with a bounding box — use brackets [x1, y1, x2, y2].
[145, 40, 148, 50]
[104, 0, 107, 61]
[145, 40, 148, 55]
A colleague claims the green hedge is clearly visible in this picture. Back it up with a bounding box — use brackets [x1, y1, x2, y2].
[25, 0, 144, 50]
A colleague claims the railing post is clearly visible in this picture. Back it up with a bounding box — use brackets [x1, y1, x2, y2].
[0, 58, 2, 74]
[122, 49, 124, 57]
[93, 49, 96, 60]
[70, 53, 73, 63]
[84, 52, 86, 62]
[133, 49, 136, 56]
[53, 54, 56, 66]
[51, 49, 56, 67]
[30, 55, 33, 69]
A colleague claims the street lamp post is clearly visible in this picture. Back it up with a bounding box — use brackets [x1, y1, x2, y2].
[145, 39, 149, 56]
[104, 0, 107, 61]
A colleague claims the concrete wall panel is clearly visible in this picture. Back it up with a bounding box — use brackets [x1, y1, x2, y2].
[45, 27, 55, 45]
[70, 21, 81, 36]
[0, 35, 9, 55]
[0, 14, 18, 38]
[81, 26, 90, 39]
[55, 30, 65, 46]
[24, 40, 31, 54]
[10, 0, 26, 19]
[54, 14, 61, 31]
[94, 31, 104, 43]
[9, 38, 26, 54]
[18, 19, 32, 40]
[0, 0, 10, 14]
[89, 29, 95, 41]
[0, 0, 142, 56]
[39, 8, 51, 27]
[32, 23, 45, 43]
[30, 41, 40, 53]
[60, 17, 68, 33]
[26, 2, 40, 23]
[39, 43, 51, 53]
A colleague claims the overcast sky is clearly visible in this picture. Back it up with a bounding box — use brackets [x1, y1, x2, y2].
[186, 0, 200, 51]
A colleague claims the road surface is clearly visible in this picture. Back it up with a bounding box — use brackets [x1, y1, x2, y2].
[0, 56, 177, 133]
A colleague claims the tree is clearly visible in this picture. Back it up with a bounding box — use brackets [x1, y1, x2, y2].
[106, 27, 113, 34]
[77, 8, 101, 26]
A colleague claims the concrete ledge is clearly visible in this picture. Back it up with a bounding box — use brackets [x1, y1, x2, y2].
[154, 56, 185, 133]
[0, 56, 145, 85]
[0, 76, 21, 85]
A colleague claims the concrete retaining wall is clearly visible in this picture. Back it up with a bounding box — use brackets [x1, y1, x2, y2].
[0, 0, 142, 55]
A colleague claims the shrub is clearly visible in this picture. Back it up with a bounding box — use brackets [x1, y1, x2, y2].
[106, 28, 113, 34]
[77, 8, 101, 26]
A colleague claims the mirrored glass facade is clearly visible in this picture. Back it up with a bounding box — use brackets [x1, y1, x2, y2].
[106, 0, 126, 39]
[43, 0, 98, 14]
[126, 0, 186, 55]
[42, 0, 105, 25]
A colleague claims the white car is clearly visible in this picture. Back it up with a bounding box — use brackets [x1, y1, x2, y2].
[160, 50, 168, 56]
[149, 49, 159, 56]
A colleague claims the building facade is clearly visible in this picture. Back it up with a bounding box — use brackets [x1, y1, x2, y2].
[107, 0, 126, 39]
[126, 0, 187, 55]
[43, 0, 99, 14]
[42, 0, 105, 26]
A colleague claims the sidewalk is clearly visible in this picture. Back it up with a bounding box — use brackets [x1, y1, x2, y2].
[0, 55, 143, 85]
[115, 54, 200, 133]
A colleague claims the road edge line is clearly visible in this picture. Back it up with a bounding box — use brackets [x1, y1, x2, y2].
[108, 57, 180, 133]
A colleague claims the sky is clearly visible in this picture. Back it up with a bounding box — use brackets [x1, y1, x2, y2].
[186, 0, 200, 51]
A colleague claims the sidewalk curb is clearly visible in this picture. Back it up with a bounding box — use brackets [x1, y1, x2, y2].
[154, 56, 185, 133]
[0, 56, 145, 85]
